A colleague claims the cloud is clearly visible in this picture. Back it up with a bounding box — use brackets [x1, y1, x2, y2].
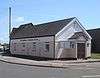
[12, 16, 32, 28]
[0, 33, 9, 43]
[0, 16, 26, 43]
[15, 16, 25, 22]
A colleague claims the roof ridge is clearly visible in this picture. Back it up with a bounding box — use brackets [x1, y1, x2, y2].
[19, 23, 33, 27]
[87, 28, 100, 31]
[34, 17, 75, 26]
[10, 17, 75, 39]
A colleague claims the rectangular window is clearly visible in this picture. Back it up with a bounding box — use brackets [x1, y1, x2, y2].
[14, 43, 17, 51]
[59, 42, 65, 48]
[70, 42, 75, 48]
[28, 39, 33, 41]
[33, 42, 36, 44]
[14, 47, 16, 51]
[21, 43, 25, 47]
[23, 44, 25, 47]
[59, 41, 70, 48]
[87, 43, 90, 47]
[45, 44, 49, 52]
[33, 42, 36, 51]
[20, 40, 27, 41]
[65, 42, 70, 48]
[22, 49, 25, 51]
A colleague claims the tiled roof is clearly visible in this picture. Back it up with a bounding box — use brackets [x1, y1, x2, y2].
[10, 17, 75, 39]
[69, 32, 88, 40]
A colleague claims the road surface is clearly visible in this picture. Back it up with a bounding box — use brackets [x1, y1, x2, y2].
[0, 61, 100, 78]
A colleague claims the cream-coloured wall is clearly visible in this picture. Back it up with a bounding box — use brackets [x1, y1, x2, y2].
[10, 36, 55, 58]
[55, 21, 91, 59]
[55, 23, 75, 41]
[55, 41, 77, 58]
[86, 40, 91, 57]
[58, 48, 76, 58]
[55, 22, 82, 59]
[10, 19, 91, 59]
[55, 21, 84, 42]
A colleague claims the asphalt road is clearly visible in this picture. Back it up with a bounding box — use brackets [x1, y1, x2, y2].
[0, 61, 100, 78]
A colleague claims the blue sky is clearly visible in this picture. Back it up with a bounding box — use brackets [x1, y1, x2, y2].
[0, 0, 100, 43]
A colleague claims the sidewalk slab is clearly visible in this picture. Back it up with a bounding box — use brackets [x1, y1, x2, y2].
[0, 55, 100, 68]
[0, 55, 67, 68]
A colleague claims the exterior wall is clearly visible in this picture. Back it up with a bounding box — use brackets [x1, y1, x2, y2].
[74, 38, 91, 58]
[10, 36, 55, 58]
[74, 36, 91, 58]
[55, 21, 91, 59]
[76, 38, 91, 58]
[60, 48, 76, 58]
[87, 29, 100, 53]
[10, 20, 91, 59]
[85, 40, 91, 57]
[55, 22, 83, 59]
[55, 21, 83, 41]
[55, 23, 75, 41]
[55, 41, 77, 58]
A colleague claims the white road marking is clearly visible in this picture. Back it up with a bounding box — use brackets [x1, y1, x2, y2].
[72, 67, 94, 70]
[81, 75, 100, 78]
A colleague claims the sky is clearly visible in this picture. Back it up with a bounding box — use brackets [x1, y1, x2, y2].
[0, 0, 100, 43]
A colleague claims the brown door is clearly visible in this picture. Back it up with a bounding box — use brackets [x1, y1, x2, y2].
[77, 43, 85, 59]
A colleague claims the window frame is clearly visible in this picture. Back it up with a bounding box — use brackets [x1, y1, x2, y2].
[45, 42, 50, 52]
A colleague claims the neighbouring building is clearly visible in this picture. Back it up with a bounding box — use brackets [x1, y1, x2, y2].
[87, 28, 100, 53]
[0, 44, 3, 52]
[2, 43, 9, 53]
[10, 17, 92, 59]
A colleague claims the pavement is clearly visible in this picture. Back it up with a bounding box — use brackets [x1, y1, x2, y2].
[0, 55, 100, 68]
[1, 61, 100, 78]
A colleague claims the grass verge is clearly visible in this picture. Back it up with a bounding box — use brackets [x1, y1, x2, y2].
[91, 53, 100, 59]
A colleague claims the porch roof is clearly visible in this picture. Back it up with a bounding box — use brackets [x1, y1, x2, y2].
[69, 32, 89, 40]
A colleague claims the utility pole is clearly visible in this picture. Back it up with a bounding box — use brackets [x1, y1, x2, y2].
[9, 7, 11, 38]
[9, 7, 11, 52]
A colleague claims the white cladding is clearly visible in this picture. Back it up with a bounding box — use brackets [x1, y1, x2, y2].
[55, 21, 83, 41]
[86, 40, 91, 57]
[10, 36, 54, 58]
[10, 18, 91, 59]
[55, 21, 91, 58]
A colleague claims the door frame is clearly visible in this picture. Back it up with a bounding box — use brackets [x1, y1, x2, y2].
[76, 42, 86, 59]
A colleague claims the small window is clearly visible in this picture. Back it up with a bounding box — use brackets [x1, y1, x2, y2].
[45, 44, 49, 52]
[23, 45, 25, 47]
[33, 42, 36, 46]
[33, 45, 36, 50]
[20, 39, 27, 41]
[70, 42, 75, 48]
[28, 39, 33, 41]
[33, 42, 36, 51]
[34, 39, 38, 40]
[33, 42, 36, 44]
[21, 43, 25, 47]
[87, 43, 90, 47]
[45, 42, 49, 43]
[22, 49, 25, 51]
[33, 45, 36, 46]
[14, 47, 16, 51]
[59, 42, 65, 48]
